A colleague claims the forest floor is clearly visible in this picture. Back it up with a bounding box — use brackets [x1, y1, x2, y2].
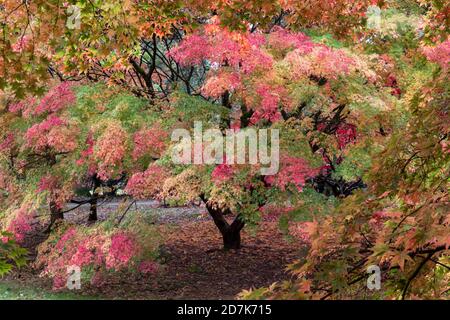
[2, 201, 307, 300]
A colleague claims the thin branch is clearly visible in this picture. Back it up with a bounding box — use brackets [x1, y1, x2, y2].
[116, 200, 136, 225]
[401, 252, 434, 300]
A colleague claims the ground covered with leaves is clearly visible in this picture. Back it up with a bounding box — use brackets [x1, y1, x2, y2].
[3, 207, 305, 300]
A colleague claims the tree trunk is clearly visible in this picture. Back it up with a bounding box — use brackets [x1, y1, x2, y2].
[88, 197, 97, 222]
[222, 228, 241, 250]
[46, 200, 63, 233]
[88, 175, 100, 222]
[221, 90, 231, 108]
[50, 201, 64, 223]
[200, 194, 245, 250]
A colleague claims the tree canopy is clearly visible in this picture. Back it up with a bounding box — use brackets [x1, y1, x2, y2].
[0, 0, 448, 299]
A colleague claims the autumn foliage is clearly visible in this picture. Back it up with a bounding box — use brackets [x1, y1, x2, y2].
[0, 0, 448, 299]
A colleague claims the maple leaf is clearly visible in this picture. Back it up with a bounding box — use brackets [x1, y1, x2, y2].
[390, 251, 414, 271]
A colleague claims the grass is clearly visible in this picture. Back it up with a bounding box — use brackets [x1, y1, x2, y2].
[0, 280, 99, 300]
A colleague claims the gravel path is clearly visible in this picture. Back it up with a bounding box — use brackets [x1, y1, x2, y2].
[63, 199, 210, 224]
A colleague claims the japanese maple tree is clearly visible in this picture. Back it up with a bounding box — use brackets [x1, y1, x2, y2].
[0, 0, 448, 299]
